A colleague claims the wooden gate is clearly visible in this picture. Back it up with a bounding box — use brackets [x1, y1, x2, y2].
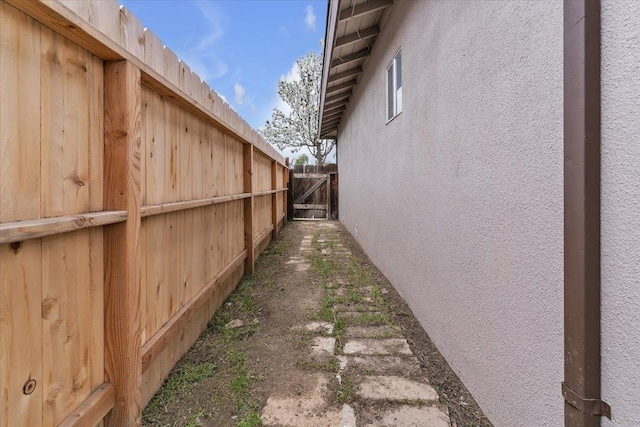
[289, 164, 338, 220]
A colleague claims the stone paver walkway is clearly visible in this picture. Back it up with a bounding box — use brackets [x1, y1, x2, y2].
[261, 221, 451, 427]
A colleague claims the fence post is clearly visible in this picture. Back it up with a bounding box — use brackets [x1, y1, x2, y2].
[284, 158, 289, 224]
[243, 144, 255, 274]
[103, 60, 142, 426]
[271, 160, 279, 239]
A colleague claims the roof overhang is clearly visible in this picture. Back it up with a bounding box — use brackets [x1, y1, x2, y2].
[318, 0, 393, 139]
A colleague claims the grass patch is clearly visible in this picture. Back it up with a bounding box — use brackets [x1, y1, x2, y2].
[146, 362, 217, 413]
[333, 317, 346, 337]
[318, 296, 335, 322]
[226, 349, 262, 425]
[348, 312, 391, 326]
[295, 357, 340, 373]
[237, 411, 262, 427]
[335, 378, 355, 404]
[238, 294, 256, 315]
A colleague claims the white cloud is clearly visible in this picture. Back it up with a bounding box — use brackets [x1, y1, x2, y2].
[281, 61, 300, 84]
[177, 2, 228, 82]
[234, 83, 247, 105]
[305, 5, 316, 31]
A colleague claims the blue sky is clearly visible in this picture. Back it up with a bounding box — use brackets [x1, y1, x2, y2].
[120, 0, 327, 160]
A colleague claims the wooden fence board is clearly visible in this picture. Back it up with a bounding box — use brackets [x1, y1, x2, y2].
[0, 240, 43, 427]
[87, 0, 120, 43]
[42, 230, 93, 425]
[0, 2, 41, 223]
[57, 383, 115, 427]
[119, 6, 144, 60]
[143, 28, 164, 75]
[103, 59, 142, 426]
[1, 2, 289, 425]
[0, 6, 39, 426]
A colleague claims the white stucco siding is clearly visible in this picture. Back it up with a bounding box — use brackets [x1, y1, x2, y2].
[601, 1, 640, 425]
[337, 1, 564, 426]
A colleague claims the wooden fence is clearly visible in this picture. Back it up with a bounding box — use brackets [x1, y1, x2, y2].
[0, 1, 287, 425]
[289, 164, 338, 220]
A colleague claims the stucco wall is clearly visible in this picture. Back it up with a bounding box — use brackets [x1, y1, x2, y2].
[601, 1, 640, 425]
[337, 1, 564, 426]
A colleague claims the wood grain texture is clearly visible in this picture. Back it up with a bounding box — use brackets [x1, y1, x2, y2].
[42, 230, 93, 425]
[57, 383, 115, 427]
[0, 1, 41, 223]
[0, 6, 43, 426]
[3, 0, 286, 165]
[243, 144, 255, 273]
[141, 250, 247, 372]
[0, 241, 43, 427]
[118, 6, 143, 61]
[86, 0, 120, 43]
[0, 211, 126, 245]
[103, 60, 142, 427]
[1, 2, 291, 425]
[143, 28, 163, 76]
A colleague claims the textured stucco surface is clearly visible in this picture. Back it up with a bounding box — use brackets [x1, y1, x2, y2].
[337, 1, 563, 426]
[601, 1, 640, 425]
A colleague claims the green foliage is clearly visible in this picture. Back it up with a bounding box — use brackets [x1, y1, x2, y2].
[294, 153, 309, 166]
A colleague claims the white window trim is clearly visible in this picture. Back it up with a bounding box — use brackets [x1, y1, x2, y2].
[386, 48, 402, 124]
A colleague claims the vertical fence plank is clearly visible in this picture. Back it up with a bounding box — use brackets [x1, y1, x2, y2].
[0, 5, 43, 426]
[243, 144, 255, 274]
[103, 60, 142, 427]
[118, 6, 144, 61]
[162, 46, 180, 92]
[143, 29, 163, 76]
[284, 159, 289, 223]
[87, 0, 120, 43]
[271, 160, 279, 239]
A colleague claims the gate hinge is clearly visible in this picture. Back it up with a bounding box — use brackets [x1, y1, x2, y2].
[562, 382, 611, 419]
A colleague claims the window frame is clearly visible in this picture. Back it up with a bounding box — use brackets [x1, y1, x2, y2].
[386, 48, 402, 123]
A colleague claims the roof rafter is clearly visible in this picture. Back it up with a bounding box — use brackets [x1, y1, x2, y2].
[322, 119, 341, 128]
[338, 0, 393, 21]
[331, 49, 371, 68]
[335, 25, 380, 48]
[324, 110, 344, 119]
[324, 111, 344, 122]
[325, 103, 347, 113]
[325, 90, 352, 104]
[327, 66, 363, 84]
[326, 79, 358, 94]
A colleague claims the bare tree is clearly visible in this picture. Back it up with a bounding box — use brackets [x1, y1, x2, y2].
[261, 51, 335, 165]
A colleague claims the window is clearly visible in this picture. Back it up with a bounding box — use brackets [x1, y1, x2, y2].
[386, 49, 402, 122]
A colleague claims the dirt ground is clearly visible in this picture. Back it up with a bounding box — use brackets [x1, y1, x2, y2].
[142, 221, 492, 427]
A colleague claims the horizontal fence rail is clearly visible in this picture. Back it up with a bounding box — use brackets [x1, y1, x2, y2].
[0, 1, 289, 426]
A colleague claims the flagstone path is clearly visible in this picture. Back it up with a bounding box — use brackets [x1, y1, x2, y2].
[142, 220, 492, 427]
[261, 222, 451, 427]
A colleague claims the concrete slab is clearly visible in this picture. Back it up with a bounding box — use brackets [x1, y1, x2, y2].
[357, 376, 439, 401]
[261, 374, 343, 426]
[311, 337, 336, 358]
[371, 405, 450, 427]
[345, 326, 402, 338]
[292, 321, 334, 334]
[225, 319, 244, 329]
[341, 404, 356, 427]
[338, 311, 383, 319]
[343, 339, 412, 356]
[338, 355, 422, 376]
